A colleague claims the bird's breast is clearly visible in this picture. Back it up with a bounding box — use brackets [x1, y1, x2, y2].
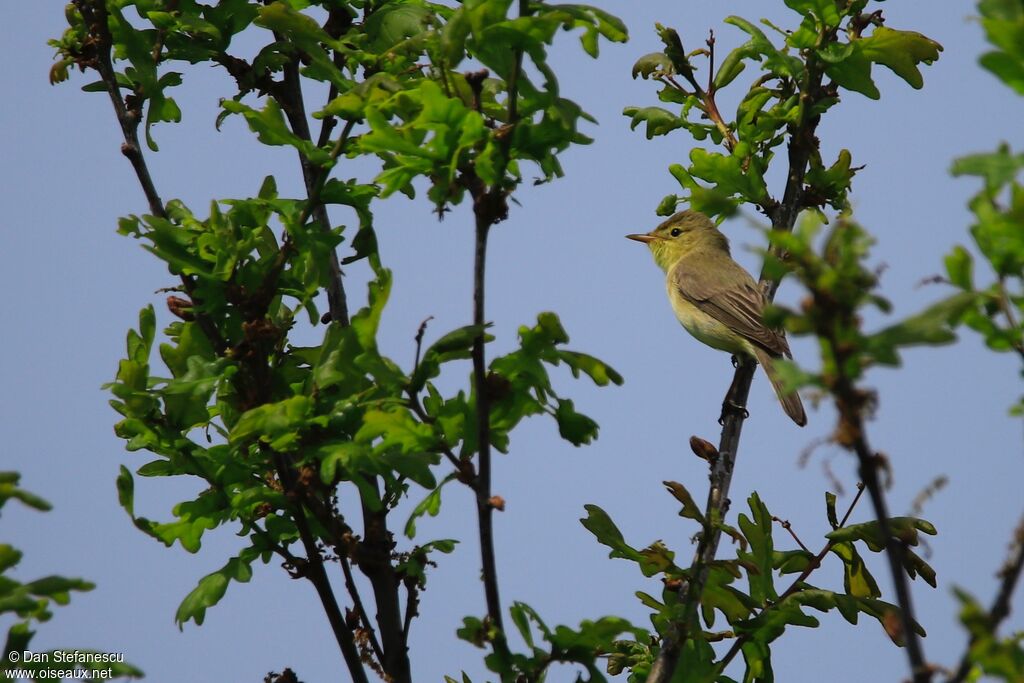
[665, 278, 751, 356]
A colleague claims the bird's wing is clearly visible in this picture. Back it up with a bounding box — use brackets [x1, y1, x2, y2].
[671, 255, 791, 357]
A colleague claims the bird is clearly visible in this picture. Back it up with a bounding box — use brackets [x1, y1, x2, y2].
[627, 209, 807, 426]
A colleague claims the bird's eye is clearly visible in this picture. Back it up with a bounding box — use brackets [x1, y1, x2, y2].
[670, 228, 683, 237]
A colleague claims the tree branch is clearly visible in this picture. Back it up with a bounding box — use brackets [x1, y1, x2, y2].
[269, 450, 370, 683]
[276, 49, 350, 326]
[828, 388, 930, 681]
[340, 555, 386, 666]
[471, 209, 502, 633]
[465, 0, 529, 660]
[357, 485, 411, 683]
[646, 48, 827, 683]
[74, 0, 225, 354]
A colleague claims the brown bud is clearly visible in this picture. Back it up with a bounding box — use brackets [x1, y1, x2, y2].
[297, 466, 317, 489]
[689, 436, 719, 462]
[464, 69, 490, 89]
[662, 577, 684, 592]
[456, 460, 476, 485]
[345, 608, 361, 630]
[484, 371, 512, 402]
[166, 295, 195, 321]
[488, 495, 505, 511]
[493, 123, 514, 141]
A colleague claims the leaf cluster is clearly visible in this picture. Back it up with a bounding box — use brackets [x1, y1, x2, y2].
[0, 472, 143, 680]
[581, 487, 936, 681]
[51, 0, 628, 678]
[624, 1, 940, 220]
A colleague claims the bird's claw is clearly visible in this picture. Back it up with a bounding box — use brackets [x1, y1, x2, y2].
[730, 354, 740, 368]
[718, 400, 750, 425]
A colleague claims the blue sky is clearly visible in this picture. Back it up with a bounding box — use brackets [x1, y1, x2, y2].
[2, 2, 1022, 681]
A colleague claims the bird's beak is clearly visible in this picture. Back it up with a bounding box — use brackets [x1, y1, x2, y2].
[626, 233, 659, 244]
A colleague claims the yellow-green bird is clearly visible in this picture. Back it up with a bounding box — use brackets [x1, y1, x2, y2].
[627, 210, 807, 426]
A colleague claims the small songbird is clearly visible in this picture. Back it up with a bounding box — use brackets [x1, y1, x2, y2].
[627, 210, 807, 426]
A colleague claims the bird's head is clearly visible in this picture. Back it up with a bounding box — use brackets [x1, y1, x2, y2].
[626, 210, 730, 271]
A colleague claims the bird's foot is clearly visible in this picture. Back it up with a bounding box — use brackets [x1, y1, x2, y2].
[730, 354, 740, 368]
[718, 400, 749, 426]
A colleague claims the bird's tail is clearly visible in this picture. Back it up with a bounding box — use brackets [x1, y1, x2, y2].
[752, 347, 807, 427]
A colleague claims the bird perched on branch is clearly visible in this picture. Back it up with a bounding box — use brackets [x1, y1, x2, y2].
[627, 210, 807, 426]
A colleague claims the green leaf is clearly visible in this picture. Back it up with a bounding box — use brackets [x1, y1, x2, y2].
[622, 106, 684, 139]
[356, 408, 436, 457]
[944, 246, 975, 290]
[825, 491, 839, 529]
[713, 45, 748, 90]
[737, 492, 777, 604]
[631, 52, 672, 79]
[663, 480, 705, 524]
[230, 396, 314, 451]
[724, 16, 804, 80]
[826, 517, 937, 552]
[866, 292, 977, 365]
[0, 474, 52, 513]
[553, 398, 599, 446]
[688, 148, 769, 204]
[221, 99, 330, 166]
[175, 551, 256, 627]
[555, 350, 624, 386]
[829, 542, 881, 598]
[860, 27, 943, 90]
[784, 0, 841, 29]
[951, 145, 1024, 193]
[363, 4, 433, 51]
[824, 43, 879, 99]
[980, 50, 1024, 95]
[405, 474, 457, 538]
[580, 505, 671, 577]
[953, 586, 1024, 679]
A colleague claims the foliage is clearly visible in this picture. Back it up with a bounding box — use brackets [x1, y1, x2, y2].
[585, 485, 935, 681]
[44, 0, 1024, 680]
[943, 1, 1024, 680]
[944, 0, 1024, 417]
[624, 2, 939, 220]
[599, 1, 953, 681]
[0, 472, 143, 681]
[51, 0, 628, 680]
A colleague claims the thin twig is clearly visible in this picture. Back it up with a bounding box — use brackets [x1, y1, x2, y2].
[413, 316, 434, 375]
[269, 450, 371, 683]
[340, 555, 386, 665]
[772, 516, 811, 554]
[706, 30, 716, 94]
[74, 0, 225, 354]
[402, 580, 420, 642]
[995, 278, 1024, 362]
[276, 49, 351, 326]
